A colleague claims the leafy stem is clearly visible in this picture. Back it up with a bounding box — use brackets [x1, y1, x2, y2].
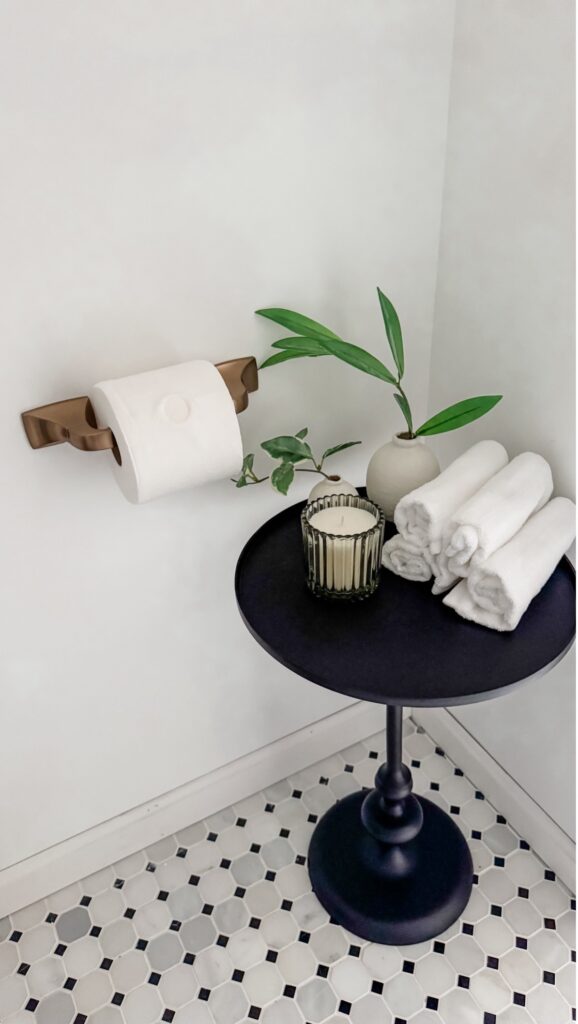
[232, 429, 361, 495]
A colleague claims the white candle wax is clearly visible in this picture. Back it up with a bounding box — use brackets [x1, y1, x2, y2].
[308, 506, 377, 591]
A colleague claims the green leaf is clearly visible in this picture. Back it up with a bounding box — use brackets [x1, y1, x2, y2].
[261, 435, 313, 462]
[271, 460, 295, 495]
[255, 308, 343, 343]
[318, 338, 397, 385]
[260, 350, 314, 369]
[235, 476, 248, 488]
[321, 440, 361, 461]
[394, 392, 413, 434]
[295, 428, 309, 439]
[242, 453, 255, 473]
[271, 337, 329, 355]
[416, 396, 503, 436]
[377, 288, 404, 378]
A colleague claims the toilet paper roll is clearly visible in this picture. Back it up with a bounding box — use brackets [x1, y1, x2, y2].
[90, 360, 243, 503]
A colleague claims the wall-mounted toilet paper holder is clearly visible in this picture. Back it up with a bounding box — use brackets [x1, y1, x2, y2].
[21, 356, 258, 455]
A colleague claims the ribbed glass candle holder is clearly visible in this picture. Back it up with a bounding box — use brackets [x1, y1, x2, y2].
[301, 494, 385, 600]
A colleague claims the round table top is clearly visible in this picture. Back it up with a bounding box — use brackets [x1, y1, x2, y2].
[235, 498, 576, 707]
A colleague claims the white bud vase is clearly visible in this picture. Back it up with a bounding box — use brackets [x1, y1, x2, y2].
[307, 475, 358, 503]
[366, 434, 440, 518]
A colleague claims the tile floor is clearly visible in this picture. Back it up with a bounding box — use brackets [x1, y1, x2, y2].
[0, 718, 575, 1024]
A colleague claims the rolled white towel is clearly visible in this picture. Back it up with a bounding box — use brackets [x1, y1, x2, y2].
[382, 534, 432, 582]
[443, 497, 576, 631]
[395, 440, 508, 549]
[432, 452, 553, 595]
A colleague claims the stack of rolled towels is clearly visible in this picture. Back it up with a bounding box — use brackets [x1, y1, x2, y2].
[382, 440, 575, 631]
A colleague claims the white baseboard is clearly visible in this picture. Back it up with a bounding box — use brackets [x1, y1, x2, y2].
[412, 707, 575, 891]
[0, 701, 387, 918]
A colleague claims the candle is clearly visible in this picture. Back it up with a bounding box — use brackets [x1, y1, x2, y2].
[302, 496, 385, 598]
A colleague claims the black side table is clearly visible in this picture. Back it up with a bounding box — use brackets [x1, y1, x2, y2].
[235, 502, 575, 945]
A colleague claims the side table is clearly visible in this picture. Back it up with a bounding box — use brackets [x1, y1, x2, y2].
[235, 503, 575, 945]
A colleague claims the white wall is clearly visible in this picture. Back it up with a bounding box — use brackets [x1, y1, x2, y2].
[427, 0, 575, 837]
[0, 1, 456, 870]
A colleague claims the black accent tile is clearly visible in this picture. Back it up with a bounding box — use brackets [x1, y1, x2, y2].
[295, 855, 306, 866]
[344, 764, 354, 773]
[545, 869, 556, 881]
[520, 839, 530, 850]
[236, 817, 247, 827]
[518, 887, 529, 899]
[183, 953, 195, 965]
[402, 960, 414, 974]
[371, 980, 384, 994]
[189, 875, 200, 886]
[148, 972, 161, 985]
[339, 1000, 352, 1014]
[349, 945, 361, 958]
[435, 746, 445, 756]
[280, 828, 290, 838]
[265, 871, 276, 882]
[158, 890, 169, 901]
[307, 814, 318, 823]
[266, 950, 278, 963]
[283, 985, 296, 998]
[430, 782, 440, 792]
[232, 969, 245, 982]
[248, 1007, 261, 1020]
[516, 937, 528, 949]
[545, 918, 556, 929]
[433, 941, 445, 954]
[411, 759, 421, 768]
[490, 905, 502, 917]
[250, 843, 261, 854]
[207, 832, 218, 842]
[249, 917, 261, 929]
[176, 847, 187, 858]
[483, 1015, 497, 1024]
[319, 777, 329, 785]
[426, 997, 439, 1010]
[112, 993, 125, 1005]
[513, 992, 526, 1006]
[471, 830, 482, 840]
[220, 859, 231, 869]
[202, 904, 214, 916]
[113, 878, 124, 889]
[25, 1001, 39, 1012]
[64, 977, 77, 990]
[235, 887, 246, 899]
[544, 971, 556, 984]
[292, 790, 302, 799]
[100, 958, 113, 970]
[265, 803, 274, 813]
[136, 939, 148, 951]
[462, 922, 474, 935]
[487, 956, 499, 969]
[494, 857, 505, 867]
[79, 896, 91, 907]
[458, 975, 470, 989]
[473, 874, 479, 885]
[73, 1016, 87, 1024]
[475, 791, 485, 800]
[369, 750, 378, 759]
[317, 964, 329, 977]
[17, 963, 30, 975]
[162, 1011, 175, 1023]
[9, 931, 22, 942]
[298, 931, 310, 943]
[572, 950, 576, 962]
[46, 912, 57, 922]
[55, 944, 67, 956]
[124, 908, 135, 919]
[216, 934, 229, 947]
[454, 768, 464, 776]
[496, 814, 507, 824]
[281, 900, 293, 911]
[450, 805, 460, 815]
[199, 988, 211, 1000]
[146, 862, 156, 872]
[170, 920, 181, 932]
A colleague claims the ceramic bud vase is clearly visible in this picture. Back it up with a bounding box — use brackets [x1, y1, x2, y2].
[366, 435, 440, 518]
[308, 475, 358, 504]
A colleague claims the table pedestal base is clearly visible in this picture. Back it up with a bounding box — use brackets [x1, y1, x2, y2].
[308, 706, 473, 945]
[308, 790, 472, 945]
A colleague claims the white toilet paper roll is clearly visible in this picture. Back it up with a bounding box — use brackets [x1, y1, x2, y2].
[90, 360, 243, 503]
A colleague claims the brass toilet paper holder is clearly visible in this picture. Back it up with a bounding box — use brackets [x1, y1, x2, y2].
[21, 356, 258, 456]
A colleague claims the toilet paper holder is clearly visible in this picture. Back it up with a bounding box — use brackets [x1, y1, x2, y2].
[21, 356, 258, 456]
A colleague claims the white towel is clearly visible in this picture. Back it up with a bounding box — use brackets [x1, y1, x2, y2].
[432, 453, 553, 595]
[382, 534, 432, 582]
[443, 497, 575, 631]
[395, 440, 509, 549]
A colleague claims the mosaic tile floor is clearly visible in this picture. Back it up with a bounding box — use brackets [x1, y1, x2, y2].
[0, 718, 575, 1024]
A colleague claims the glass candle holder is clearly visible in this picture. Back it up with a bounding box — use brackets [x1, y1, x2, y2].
[301, 494, 385, 600]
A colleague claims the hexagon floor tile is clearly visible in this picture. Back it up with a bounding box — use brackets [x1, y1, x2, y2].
[0, 718, 574, 1024]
